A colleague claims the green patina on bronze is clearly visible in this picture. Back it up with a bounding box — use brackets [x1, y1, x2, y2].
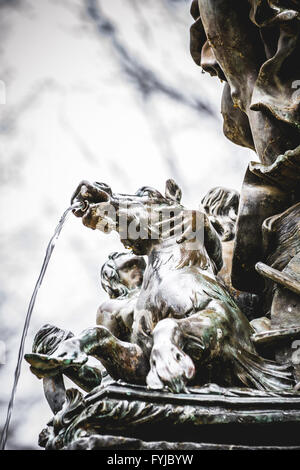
[24, 0, 300, 450]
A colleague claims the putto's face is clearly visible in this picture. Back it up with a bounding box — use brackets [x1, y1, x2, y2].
[100, 252, 146, 298]
[113, 253, 145, 290]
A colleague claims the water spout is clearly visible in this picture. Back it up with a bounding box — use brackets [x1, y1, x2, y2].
[0, 201, 84, 450]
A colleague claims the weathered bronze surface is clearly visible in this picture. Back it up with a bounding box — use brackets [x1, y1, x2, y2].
[26, 180, 294, 394]
[201, 186, 261, 319]
[190, 1, 300, 164]
[190, 0, 300, 299]
[39, 382, 300, 450]
[24, 0, 300, 450]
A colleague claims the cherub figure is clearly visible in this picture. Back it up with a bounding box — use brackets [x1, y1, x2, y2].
[96, 251, 146, 341]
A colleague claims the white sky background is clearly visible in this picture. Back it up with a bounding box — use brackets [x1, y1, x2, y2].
[0, 0, 255, 449]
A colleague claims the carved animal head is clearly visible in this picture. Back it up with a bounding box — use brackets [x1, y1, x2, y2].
[71, 179, 181, 253]
[71, 179, 222, 272]
[100, 252, 146, 299]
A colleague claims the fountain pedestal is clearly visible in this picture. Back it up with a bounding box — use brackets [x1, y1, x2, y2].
[39, 382, 300, 450]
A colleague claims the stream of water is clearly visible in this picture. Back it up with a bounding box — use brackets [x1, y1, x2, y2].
[0, 202, 83, 450]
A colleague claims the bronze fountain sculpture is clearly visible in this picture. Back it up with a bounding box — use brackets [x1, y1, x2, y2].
[26, 180, 294, 393]
[24, 1, 300, 450]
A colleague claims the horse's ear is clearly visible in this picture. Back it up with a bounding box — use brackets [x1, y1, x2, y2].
[165, 179, 182, 203]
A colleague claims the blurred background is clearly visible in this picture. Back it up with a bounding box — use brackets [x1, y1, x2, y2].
[0, 0, 254, 449]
